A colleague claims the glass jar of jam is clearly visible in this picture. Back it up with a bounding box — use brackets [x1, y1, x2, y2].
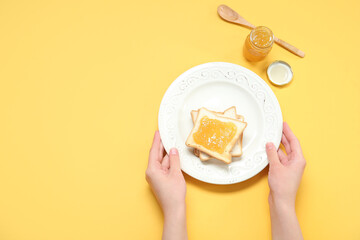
[243, 26, 274, 62]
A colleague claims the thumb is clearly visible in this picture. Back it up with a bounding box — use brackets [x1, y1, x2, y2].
[266, 143, 280, 167]
[169, 148, 181, 172]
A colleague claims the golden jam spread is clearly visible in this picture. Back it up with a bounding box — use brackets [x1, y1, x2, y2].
[243, 26, 274, 62]
[193, 116, 237, 154]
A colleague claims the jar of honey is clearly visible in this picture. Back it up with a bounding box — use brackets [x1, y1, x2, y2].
[243, 26, 274, 61]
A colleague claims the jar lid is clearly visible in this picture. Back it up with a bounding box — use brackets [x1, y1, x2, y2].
[267, 61, 293, 86]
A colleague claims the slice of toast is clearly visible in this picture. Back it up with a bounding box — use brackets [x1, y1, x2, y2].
[186, 108, 247, 164]
[193, 148, 200, 157]
[191, 107, 244, 161]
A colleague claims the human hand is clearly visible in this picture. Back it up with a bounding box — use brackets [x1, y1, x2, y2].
[267, 122, 305, 240]
[266, 122, 306, 208]
[146, 131, 186, 217]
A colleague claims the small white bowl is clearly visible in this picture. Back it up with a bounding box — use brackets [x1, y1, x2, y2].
[267, 61, 293, 86]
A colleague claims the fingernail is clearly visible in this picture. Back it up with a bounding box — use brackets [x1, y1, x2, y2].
[266, 143, 274, 150]
[170, 148, 178, 155]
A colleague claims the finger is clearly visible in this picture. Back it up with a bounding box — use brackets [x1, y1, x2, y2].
[266, 142, 280, 167]
[283, 122, 302, 155]
[282, 133, 292, 154]
[159, 139, 165, 159]
[149, 131, 161, 166]
[161, 154, 170, 170]
[277, 148, 288, 164]
[169, 148, 181, 173]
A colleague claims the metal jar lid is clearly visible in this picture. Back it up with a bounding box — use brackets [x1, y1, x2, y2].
[267, 61, 293, 86]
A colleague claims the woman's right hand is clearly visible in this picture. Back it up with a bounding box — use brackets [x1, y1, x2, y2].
[266, 122, 306, 208]
[266, 122, 306, 240]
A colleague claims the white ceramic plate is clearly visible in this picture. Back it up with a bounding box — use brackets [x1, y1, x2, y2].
[158, 62, 283, 184]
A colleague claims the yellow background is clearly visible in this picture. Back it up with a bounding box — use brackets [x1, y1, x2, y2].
[0, 0, 359, 239]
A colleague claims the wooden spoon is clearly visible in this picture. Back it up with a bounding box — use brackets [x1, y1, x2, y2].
[217, 4, 305, 58]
